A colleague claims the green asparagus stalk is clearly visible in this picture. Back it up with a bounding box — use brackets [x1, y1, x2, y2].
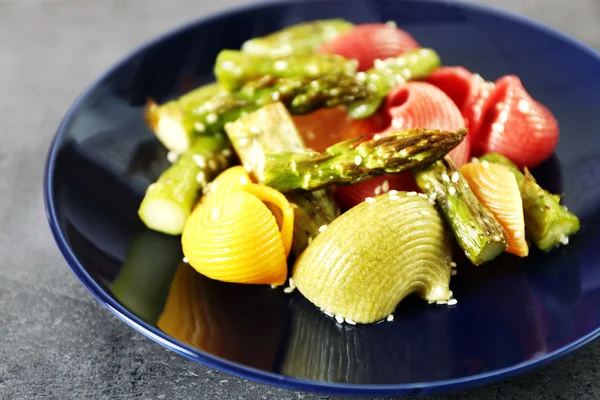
[145, 83, 224, 153]
[151, 74, 372, 153]
[479, 153, 580, 251]
[215, 50, 358, 91]
[348, 48, 441, 118]
[138, 134, 231, 235]
[224, 102, 340, 256]
[414, 157, 508, 265]
[241, 19, 355, 57]
[259, 128, 467, 192]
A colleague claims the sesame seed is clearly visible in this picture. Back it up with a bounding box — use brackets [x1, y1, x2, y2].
[249, 126, 261, 134]
[322, 309, 334, 318]
[436, 300, 448, 305]
[482, 160, 490, 168]
[196, 171, 206, 184]
[450, 262, 457, 267]
[308, 237, 313, 244]
[167, 151, 179, 163]
[271, 284, 277, 289]
[451, 270, 457, 276]
[429, 193, 437, 202]
[442, 173, 450, 182]
[271, 91, 281, 101]
[318, 225, 328, 233]
[389, 190, 398, 195]
[183, 257, 189, 263]
[206, 113, 218, 124]
[192, 118, 207, 131]
[288, 278, 296, 289]
[365, 197, 376, 204]
[387, 314, 394, 322]
[374, 185, 382, 196]
[221, 148, 232, 157]
[274, 60, 288, 71]
[424, 183, 431, 190]
[385, 20, 397, 28]
[448, 187, 457, 196]
[518, 99, 530, 113]
[429, 199, 436, 205]
[493, 235, 502, 242]
[335, 315, 344, 324]
[418, 193, 428, 199]
[407, 191, 417, 196]
[451, 172, 459, 183]
[193, 155, 206, 168]
[564, 205, 569, 211]
[374, 59, 386, 70]
[389, 195, 400, 201]
[354, 155, 362, 165]
[447, 299, 458, 306]
[420, 210, 430, 216]
[471, 157, 480, 163]
[356, 72, 367, 82]
[382, 180, 390, 193]
[373, 134, 381, 140]
[345, 318, 356, 325]
[283, 287, 294, 294]
[514, 231, 523, 239]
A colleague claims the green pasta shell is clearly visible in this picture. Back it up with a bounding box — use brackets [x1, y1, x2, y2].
[292, 191, 453, 324]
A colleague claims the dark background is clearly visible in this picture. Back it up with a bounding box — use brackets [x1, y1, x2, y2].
[2, 0, 600, 398]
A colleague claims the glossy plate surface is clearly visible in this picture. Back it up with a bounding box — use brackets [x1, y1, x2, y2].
[44, 0, 600, 396]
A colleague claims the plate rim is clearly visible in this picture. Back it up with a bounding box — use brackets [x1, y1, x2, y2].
[43, 0, 600, 396]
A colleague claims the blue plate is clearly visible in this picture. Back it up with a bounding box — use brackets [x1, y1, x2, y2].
[44, 0, 600, 396]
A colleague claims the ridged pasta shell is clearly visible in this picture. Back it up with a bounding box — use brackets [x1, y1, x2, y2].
[292, 192, 452, 324]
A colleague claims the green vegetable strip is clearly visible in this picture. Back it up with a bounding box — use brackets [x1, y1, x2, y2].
[215, 50, 358, 91]
[348, 48, 442, 118]
[151, 74, 372, 152]
[260, 128, 467, 192]
[138, 134, 231, 235]
[224, 102, 340, 256]
[414, 157, 508, 265]
[145, 83, 224, 153]
[480, 153, 580, 251]
[241, 19, 355, 57]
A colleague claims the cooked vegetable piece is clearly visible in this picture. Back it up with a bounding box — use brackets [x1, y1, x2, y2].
[182, 166, 293, 285]
[138, 134, 231, 235]
[241, 19, 355, 57]
[215, 50, 358, 91]
[460, 162, 528, 257]
[414, 157, 507, 265]
[111, 230, 182, 324]
[480, 153, 580, 251]
[145, 83, 224, 153]
[260, 128, 467, 192]
[150, 74, 373, 152]
[318, 23, 421, 71]
[293, 192, 453, 324]
[224, 103, 340, 256]
[348, 48, 441, 118]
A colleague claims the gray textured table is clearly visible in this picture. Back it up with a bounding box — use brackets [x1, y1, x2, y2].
[2, 0, 600, 399]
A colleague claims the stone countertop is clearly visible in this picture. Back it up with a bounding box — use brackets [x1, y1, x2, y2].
[2, 0, 600, 399]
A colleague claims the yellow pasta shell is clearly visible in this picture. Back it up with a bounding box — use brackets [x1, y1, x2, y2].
[181, 166, 293, 285]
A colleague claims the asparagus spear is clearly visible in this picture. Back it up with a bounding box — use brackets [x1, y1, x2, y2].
[224, 102, 340, 256]
[152, 74, 372, 153]
[215, 50, 358, 91]
[145, 83, 224, 153]
[348, 48, 441, 118]
[258, 128, 467, 192]
[138, 134, 231, 235]
[479, 153, 580, 251]
[241, 19, 355, 57]
[414, 157, 508, 265]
